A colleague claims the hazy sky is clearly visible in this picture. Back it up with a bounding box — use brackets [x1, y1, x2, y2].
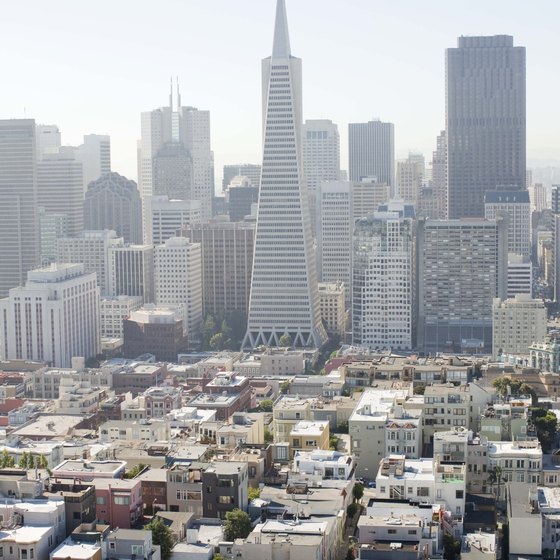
[2, 0, 559, 184]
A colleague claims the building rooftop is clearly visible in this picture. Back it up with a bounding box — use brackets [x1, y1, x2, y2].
[290, 420, 329, 436]
[11, 414, 87, 438]
[189, 393, 238, 407]
[51, 538, 101, 559]
[205, 461, 247, 475]
[53, 459, 126, 475]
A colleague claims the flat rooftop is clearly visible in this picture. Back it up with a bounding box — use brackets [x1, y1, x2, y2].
[11, 414, 86, 438]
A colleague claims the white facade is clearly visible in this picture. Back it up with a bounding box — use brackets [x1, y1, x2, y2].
[154, 237, 203, 336]
[396, 154, 424, 203]
[243, 0, 327, 348]
[488, 439, 542, 492]
[294, 450, 355, 480]
[0, 264, 100, 368]
[35, 124, 61, 158]
[302, 119, 340, 190]
[56, 230, 123, 295]
[316, 181, 353, 308]
[351, 179, 390, 219]
[107, 244, 154, 303]
[352, 210, 413, 350]
[74, 134, 111, 192]
[507, 253, 532, 297]
[100, 295, 143, 339]
[492, 294, 547, 358]
[146, 195, 202, 246]
[318, 282, 346, 336]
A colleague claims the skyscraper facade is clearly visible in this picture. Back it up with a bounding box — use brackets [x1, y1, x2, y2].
[0, 119, 39, 297]
[223, 164, 261, 190]
[75, 134, 111, 192]
[302, 119, 340, 190]
[446, 35, 526, 218]
[243, 0, 327, 348]
[348, 119, 395, 188]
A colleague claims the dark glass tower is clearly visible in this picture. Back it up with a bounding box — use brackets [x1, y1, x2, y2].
[446, 35, 526, 218]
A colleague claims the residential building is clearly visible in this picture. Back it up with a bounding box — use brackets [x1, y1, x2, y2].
[242, 0, 327, 349]
[0, 119, 39, 298]
[273, 396, 313, 443]
[111, 362, 167, 396]
[289, 420, 330, 458]
[492, 295, 547, 358]
[107, 244, 154, 303]
[352, 209, 414, 350]
[123, 306, 187, 362]
[417, 218, 508, 352]
[84, 172, 143, 244]
[146, 196, 201, 246]
[44, 480, 96, 535]
[0, 264, 100, 368]
[318, 282, 346, 337]
[166, 462, 206, 515]
[293, 450, 355, 480]
[154, 237, 202, 338]
[348, 119, 394, 188]
[105, 528, 161, 560]
[56, 230, 123, 295]
[94, 478, 143, 529]
[99, 419, 170, 443]
[530, 334, 560, 373]
[447, 36, 526, 218]
[202, 461, 248, 518]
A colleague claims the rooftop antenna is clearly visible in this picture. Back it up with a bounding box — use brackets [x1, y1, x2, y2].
[176, 76, 181, 110]
[169, 76, 173, 111]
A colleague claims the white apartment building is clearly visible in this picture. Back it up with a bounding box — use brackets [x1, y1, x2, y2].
[154, 236, 202, 337]
[348, 389, 414, 477]
[352, 210, 413, 350]
[507, 253, 533, 297]
[492, 294, 547, 358]
[0, 264, 100, 368]
[293, 450, 355, 480]
[318, 282, 346, 336]
[100, 295, 143, 339]
[107, 244, 154, 303]
[56, 230, 123, 295]
[316, 181, 353, 308]
[146, 195, 202, 245]
[99, 419, 170, 443]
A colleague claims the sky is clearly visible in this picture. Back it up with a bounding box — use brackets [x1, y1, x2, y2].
[1, 0, 559, 185]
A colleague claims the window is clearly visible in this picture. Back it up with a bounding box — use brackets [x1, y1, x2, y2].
[131, 545, 144, 556]
[388, 529, 397, 534]
[73, 511, 81, 520]
[96, 496, 105, 505]
[219, 496, 234, 504]
[114, 496, 130, 506]
[109, 542, 115, 550]
[21, 551, 27, 560]
[456, 490, 464, 499]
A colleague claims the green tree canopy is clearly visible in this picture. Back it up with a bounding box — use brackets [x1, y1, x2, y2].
[278, 333, 293, 347]
[145, 517, 174, 560]
[223, 509, 252, 541]
[492, 377, 537, 405]
[258, 399, 273, 412]
[531, 407, 558, 452]
[248, 486, 261, 501]
[264, 427, 273, 443]
[210, 332, 225, 351]
[352, 483, 364, 503]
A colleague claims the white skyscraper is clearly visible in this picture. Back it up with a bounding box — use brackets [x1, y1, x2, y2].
[75, 134, 111, 192]
[352, 207, 413, 350]
[302, 119, 340, 190]
[154, 236, 203, 337]
[316, 181, 353, 308]
[107, 244, 155, 303]
[35, 124, 61, 159]
[0, 264, 100, 368]
[243, 0, 327, 349]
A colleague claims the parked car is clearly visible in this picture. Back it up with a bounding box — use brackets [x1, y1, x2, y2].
[368, 481, 376, 488]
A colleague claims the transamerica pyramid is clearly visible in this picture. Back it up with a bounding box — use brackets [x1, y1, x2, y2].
[242, 0, 328, 349]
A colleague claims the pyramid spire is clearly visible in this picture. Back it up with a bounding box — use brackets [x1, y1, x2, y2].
[272, 0, 291, 59]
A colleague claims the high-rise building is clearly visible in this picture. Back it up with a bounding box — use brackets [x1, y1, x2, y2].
[417, 218, 508, 352]
[352, 207, 414, 350]
[430, 131, 448, 219]
[107, 244, 154, 303]
[75, 134, 111, 192]
[39, 207, 67, 265]
[484, 190, 531, 258]
[184, 221, 255, 317]
[84, 172, 143, 244]
[243, 0, 327, 348]
[0, 264, 100, 368]
[56, 230, 123, 295]
[37, 151, 84, 237]
[396, 153, 424, 203]
[507, 254, 532, 298]
[145, 196, 201, 246]
[35, 124, 61, 158]
[316, 181, 353, 308]
[154, 237, 203, 337]
[348, 119, 395, 188]
[222, 164, 261, 190]
[227, 177, 258, 222]
[531, 183, 547, 213]
[302, 119, 340, 190]
[152, 142, 193, 200]
[351, 179, 390, 219]
[100, 295, 143, 339]
[0, 119, 39, 297]
[446, 35, 526, 218]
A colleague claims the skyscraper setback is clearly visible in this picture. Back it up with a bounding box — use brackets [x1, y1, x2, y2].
[243, 0, 327, 349]
[446, 35, 526, 218]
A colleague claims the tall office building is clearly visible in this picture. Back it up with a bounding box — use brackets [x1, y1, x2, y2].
[0, 264, 100, 368]
[243, 0, 327, 349]
[75, 134, 111, 192]
[56, 230, 123, 295]
[139, 84, 213, 221]
[302, 119, 340, 190]
[223, 164, 262, 190]
[145, 195, 202, 246]
[227, 176, 259, 222]
[0, 119, 39, 297]
[35, 124, 61, 158]
[152, 142, 193, 200]
[396, 153, 424, 203]
[430, 130, 448, 219]
[154, 237, 203, 337]
[184, 221, 255, 317]
[84, 172, 143, 244]
[37, 151, 84, 237]
[348, 119, 395, 188]
[107, 244, 154, 303]
[417, 218, 508, 352]
[352, 206, 414, 350]
[446, 35, 526, 218]
[484, 189, 531, 258]
[38, 207, 67, 265]
[531, 183, 547, 213]
[316, 181, 353, 308]
[352, 179, 390, 220]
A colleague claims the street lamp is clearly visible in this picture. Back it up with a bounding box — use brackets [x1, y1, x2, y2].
[152, 498, 158, 516]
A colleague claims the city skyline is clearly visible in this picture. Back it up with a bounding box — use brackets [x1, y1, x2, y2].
[2, 1, 559, 185]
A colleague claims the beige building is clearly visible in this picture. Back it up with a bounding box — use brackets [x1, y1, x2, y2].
[318, 282, 346, 336]
[492, 294, 547, 358]
[273, 397, 312, 443]
[289, 420, 330, 458]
